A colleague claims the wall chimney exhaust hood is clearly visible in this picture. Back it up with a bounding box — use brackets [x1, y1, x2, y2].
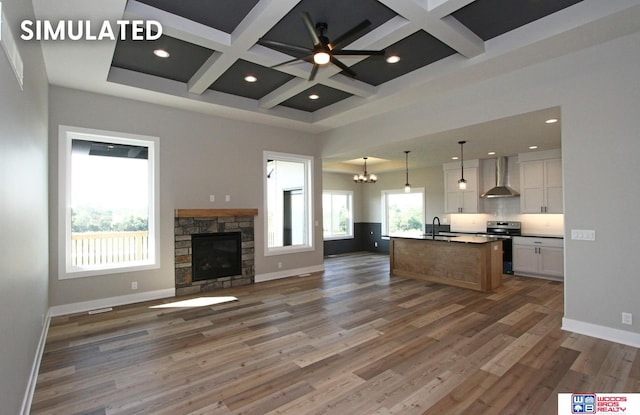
[481, 156, 520, 198]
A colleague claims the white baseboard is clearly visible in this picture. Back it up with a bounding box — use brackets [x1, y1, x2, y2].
[562, 317, 640, 348]
[49, 288, 176, 317]
[20, 310, 51, 415]
[255, 264, 325, 283]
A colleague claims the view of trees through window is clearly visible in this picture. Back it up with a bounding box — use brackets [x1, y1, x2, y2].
[71, 207, 148, 233]
[64, 134, 155, 273]
[384, 191, 425, 236]
[323, 191, 353, 239]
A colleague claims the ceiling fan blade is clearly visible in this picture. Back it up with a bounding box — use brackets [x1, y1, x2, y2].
[330, 20, 371, 50]
[330, 57, 356, 78]
[301, 12, 321, 46]
[332, 50, 385, 56]
[309, 63, 320, 81]
[271, 56, 309, 69]
[258, 39, 313, 55]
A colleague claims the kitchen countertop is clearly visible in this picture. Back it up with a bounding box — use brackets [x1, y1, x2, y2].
[389, 234, 499, 244]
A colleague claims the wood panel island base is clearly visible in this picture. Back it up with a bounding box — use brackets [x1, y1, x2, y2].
[390, 236, 503, 292]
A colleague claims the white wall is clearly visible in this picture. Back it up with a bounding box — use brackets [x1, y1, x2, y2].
[48, 87, 323, 307]
[320, 32, 640, 343]
[0, 0, 50, 412]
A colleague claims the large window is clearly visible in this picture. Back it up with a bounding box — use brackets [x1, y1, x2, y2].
[382, 188, 425, 237]
[323, 190, 353, 240]
[264, 151, 313, 255]
[58, 126, 159, 278]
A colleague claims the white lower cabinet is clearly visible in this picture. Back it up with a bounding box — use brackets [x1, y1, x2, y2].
[513, 236, 564, 280]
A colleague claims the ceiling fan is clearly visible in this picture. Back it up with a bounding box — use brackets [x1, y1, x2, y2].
[258, 12, 385, 81]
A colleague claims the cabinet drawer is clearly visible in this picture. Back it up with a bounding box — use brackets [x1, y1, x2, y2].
[512, 236, 563, 248]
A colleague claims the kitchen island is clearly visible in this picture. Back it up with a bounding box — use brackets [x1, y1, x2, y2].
[390, 235, 503, 292]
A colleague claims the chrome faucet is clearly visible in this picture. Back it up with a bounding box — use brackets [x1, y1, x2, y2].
[432, 216, 440, 239]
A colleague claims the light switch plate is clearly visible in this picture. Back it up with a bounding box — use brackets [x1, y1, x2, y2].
[571, 229, 596, 241]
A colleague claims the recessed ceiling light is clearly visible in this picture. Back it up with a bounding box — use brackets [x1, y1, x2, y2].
[451, 156, 459, 160]
[488, 151, 496, 155]
[545, 118, 559, 124]
[529, 145, 539, 150]
[244, 75, 258, 83]
[309, 94, 319, 100]
[153, 49, 170, 58]
[386, 55, 400, 64]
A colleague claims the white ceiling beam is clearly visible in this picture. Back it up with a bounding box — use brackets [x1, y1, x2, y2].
[322, 76, 376, 98]
[187, 0, 301, 95]
[124, 1, 231, 51]
[379, 0, 484, 58]
[426, 14, 484, 58]
[427, 0, 476, 17]
[259, 78, 312, 109]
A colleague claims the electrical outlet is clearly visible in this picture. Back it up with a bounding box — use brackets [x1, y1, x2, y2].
[277, 262, 282, 269]
[622, 312, 632, 325]
[131, 281, 138, 290]
[374, 241, 378, 247]
[209, 195, 215, 202]
[225, 195, 231, 202]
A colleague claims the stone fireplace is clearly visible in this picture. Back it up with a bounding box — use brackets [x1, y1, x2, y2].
[174, 209, 257, 296]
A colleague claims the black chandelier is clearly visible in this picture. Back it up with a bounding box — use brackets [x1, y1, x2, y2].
[353, 157, 377, 183]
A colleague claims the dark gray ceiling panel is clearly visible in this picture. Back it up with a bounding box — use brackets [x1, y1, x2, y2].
[112, 34, 214, 83]
[209, 60, 295, 100]
[452, 0, 584, 41]
[280, 85, 352, 112]
[136, 0, 261, 33]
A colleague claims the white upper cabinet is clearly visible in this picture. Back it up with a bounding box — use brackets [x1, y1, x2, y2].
[443, 159, 479, 213]
[519, 150, 563, 214]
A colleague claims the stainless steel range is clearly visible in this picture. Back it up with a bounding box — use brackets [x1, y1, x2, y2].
[479, 221, 521, 274]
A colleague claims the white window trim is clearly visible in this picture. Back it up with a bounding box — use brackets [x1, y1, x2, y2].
[263, 151, 314, 256]
[58, 125, 160, 279]
[323, 190, 354, 241]
[381, 187, 426, 237]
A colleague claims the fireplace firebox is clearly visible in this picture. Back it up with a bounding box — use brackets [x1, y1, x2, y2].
[191, 232, 242, 281]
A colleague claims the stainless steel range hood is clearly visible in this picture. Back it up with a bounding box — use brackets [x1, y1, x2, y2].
[481, 156, 520, 198]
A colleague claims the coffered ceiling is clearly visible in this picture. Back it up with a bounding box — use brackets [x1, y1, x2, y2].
[112, 0, 579, 115]
[31, 0, 640, 166]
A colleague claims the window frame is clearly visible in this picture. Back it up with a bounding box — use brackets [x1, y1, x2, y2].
[381, 187, 426, 237]
[322, 190, 354, 241]
[58, 125, 160, 279]
[263, 150, 314, 256]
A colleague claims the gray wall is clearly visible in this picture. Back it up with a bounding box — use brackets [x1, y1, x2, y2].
[48, 87, 323, 306]
[321, 31, 640, 337]
[0, 0, 50, 412]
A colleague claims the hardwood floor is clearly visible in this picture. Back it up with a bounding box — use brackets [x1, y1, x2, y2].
[32, 253, 639, 414]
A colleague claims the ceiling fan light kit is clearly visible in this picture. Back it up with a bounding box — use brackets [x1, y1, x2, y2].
[258, 12, 386, 81]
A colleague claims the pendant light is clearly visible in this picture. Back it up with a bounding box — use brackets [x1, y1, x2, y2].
[457, 140, 467, 190]
[404, 150, 411, 192]
[353, 157, 377, 183]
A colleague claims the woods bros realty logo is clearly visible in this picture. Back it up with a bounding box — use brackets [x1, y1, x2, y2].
[20, 19, 162, 41]
[558, 393, 640, 414]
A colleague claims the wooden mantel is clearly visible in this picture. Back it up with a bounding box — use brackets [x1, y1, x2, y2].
[175, 209, 258, 218]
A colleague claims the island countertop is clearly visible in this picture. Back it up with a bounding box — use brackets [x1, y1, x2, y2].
[388, 234, 499, 244]
[389, 236, 503, 292]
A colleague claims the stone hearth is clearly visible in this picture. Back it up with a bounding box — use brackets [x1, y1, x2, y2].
[174, 209, 257, 296]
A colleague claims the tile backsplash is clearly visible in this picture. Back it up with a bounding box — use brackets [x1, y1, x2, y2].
[450, 212, 564, 236]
